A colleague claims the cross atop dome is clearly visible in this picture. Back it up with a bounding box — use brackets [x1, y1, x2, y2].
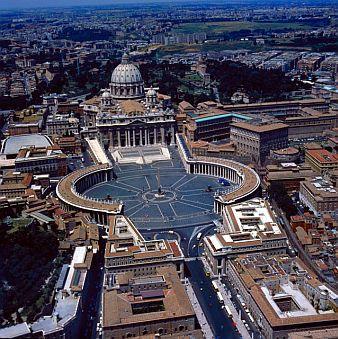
[121, 52, 129, 64]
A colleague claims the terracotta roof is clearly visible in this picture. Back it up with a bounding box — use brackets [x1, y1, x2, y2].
[103, 266, 195, 328]
[179, 101, 195, 110]
[306, 149, 338, 164]
[119, 100, 145, 115]
[231, 122, 288, 133]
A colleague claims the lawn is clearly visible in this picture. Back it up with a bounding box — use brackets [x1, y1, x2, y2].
[173, 21, 315, 35]
[7, 217, 33, 234]
[156, 40, 262, 57]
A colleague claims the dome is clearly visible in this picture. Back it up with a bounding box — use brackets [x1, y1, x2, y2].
[102, 90, 110, 98]
[146, 87, 156, 97]
[110, 53, 144, 100]
[110, 62, 143, 85]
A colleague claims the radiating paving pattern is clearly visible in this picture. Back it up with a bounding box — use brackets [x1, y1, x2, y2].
[84, 156, 236, 229]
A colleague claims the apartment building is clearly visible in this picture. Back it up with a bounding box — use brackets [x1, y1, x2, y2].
[226, 253, 338, 339]
[15, 145, 67, 177]
[204, 198, 288, 276]
[230, 122, 289, 163]
[102, 266, 202, 339]
[104, 215, 185, 280]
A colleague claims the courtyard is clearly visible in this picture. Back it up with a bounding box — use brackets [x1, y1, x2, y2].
[84, 148, 236, 230]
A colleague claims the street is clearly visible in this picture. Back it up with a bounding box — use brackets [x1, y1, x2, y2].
[80, 231, 106, 339]
[186, 259, 240, 339]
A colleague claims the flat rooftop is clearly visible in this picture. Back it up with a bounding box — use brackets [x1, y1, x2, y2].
[0, 323, 30, 338]
[261, 282, 317, 318]
[105, 215, 183, 260]
[231, 253, 338, 328]
[103, 266, 194, 328]
[301, 177, 338, 199]
[224, 198, 282, 234]
[231, 121, 289, 133]
[1, 134, 52, 156]
[195, 113, 251, 123]
[206, 199, 286, 253]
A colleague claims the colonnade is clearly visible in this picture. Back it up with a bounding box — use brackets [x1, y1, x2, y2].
[192, 162, 242, 185]
[74, 171, 111, 193]
[176, 133, 260, 215]
[76, 169, 112, 194]
[57, 165, 121, 227]
[110, 83, 144, 99]
[107, 125, 176, 148]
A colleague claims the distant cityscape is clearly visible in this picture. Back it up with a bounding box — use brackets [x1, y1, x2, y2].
[0, 1, 337, 339]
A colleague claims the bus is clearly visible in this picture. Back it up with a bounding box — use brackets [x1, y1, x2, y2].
[247, 313, 254, 323]
[224, 305, 233, 318]
[212, 280, 219, 291]
[217, 291, 224, 304]
[218, 178, 231, 186]
[196, 232, 202, 241]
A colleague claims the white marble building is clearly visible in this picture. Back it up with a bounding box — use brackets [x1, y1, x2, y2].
[82, 53, 176, 149]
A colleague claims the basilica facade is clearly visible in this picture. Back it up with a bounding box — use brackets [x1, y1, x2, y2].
[82, 54, 176, 149]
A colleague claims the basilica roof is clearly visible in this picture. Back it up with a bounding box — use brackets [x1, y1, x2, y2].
[110, 53, 143, 86]
[119, 100, 146, 115]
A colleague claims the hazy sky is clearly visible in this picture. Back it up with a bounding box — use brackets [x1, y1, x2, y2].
[1, 0, 166, 10]
[0, 0, 330, 10]
[1, 0, 189, 9]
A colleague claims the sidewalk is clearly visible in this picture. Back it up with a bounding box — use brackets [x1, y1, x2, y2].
[200, 256, 217, 279]
[185, 280, 213, 339]
[199, 256, 252, 339]
[215, 280, 251, 339]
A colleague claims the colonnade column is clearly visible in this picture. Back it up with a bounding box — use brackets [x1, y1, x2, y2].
[161, 127, 165, 145]
[133, 130, 136, 147]
[170, 125, 175, 145]
[109, 131, 113, 147]
[117, 130, 121, 147]
[145, 129, 149, 145]
[154, 127, 157, 144]
[140, 129, 143, 146]
[124, 131, 128, 147]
